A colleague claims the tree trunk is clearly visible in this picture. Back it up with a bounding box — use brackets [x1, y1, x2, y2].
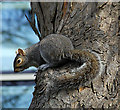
[28, 2, 119, 109]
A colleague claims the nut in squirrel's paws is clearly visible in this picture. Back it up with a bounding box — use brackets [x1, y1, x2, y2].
[37, 64, 51, 71]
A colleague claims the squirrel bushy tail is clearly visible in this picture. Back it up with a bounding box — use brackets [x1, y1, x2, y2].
[56, 49, 102, 86]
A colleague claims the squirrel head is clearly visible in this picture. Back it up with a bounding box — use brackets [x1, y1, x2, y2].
[14, 48, 29, 72]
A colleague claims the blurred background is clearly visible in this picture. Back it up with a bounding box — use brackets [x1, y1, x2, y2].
[0, 1, 39, 108]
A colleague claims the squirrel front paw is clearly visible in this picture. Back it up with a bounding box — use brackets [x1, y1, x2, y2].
[37, 64, 51, 71]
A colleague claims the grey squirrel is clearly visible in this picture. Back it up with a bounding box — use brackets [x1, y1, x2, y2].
[14, 34, 102, 80]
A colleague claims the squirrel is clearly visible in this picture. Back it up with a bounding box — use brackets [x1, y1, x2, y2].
[14, 34, 102, 83]
[14, 34, 74, 72]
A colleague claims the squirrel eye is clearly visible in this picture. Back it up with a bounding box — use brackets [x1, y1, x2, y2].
[17, 58, 22, 64]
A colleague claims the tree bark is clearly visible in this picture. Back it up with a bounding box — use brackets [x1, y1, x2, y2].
[29, 2, 119, 109]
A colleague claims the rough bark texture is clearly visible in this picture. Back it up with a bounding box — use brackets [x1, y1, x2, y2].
[29, 2, 119, 109]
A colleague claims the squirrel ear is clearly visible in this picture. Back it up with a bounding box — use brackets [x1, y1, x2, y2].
[18, 48, 26, 56]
